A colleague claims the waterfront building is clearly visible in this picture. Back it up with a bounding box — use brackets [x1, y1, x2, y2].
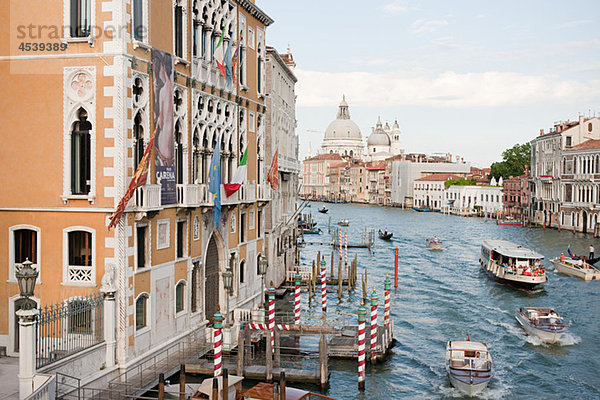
[502, 167, 530, 221]
[413, 174, 463, 210]
[301, 153, 343, 199]
[327, 160, 351, 201]
[1, 0, 275, 393]
[264, 46, 300, 287]
[320, 96, 364, 158]
[444, 185, 503, 216]
[391, 157, 471, 208]
[468, 167, 492, 185]
[530, 116, 600, 228]
[347, 160, 368, 203]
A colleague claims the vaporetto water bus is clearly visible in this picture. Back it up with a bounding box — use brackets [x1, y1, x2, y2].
[479, 240, 547, 289]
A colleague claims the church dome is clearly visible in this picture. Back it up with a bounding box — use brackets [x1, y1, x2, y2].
[367, 117, 391, 146]
[324, 96, 362, 141]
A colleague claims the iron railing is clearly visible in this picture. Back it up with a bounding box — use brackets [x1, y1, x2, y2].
[36, 292, 104, 369]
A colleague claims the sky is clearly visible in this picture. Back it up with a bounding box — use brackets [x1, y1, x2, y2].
[259, 0, 600, 168]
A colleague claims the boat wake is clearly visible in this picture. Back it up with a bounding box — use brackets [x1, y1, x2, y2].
[436, 381, 512, 399]
[556, 333, 581, 346]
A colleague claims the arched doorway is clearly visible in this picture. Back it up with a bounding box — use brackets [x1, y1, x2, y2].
[204, 235, 220, 325]
[583, 211, 588, 234]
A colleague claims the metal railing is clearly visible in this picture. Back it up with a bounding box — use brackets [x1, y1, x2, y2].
[36, 292, 104, 369]
[25, 374, 55, 400]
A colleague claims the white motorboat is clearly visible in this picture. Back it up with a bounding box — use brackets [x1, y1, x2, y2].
[515, 307, 568, 344]
[550, 257, 600, 280]
[446, 339, 494, 396]
[427, 236, 442, 250]
[338, 219, 349, 226]
[480, 240, 547, 289]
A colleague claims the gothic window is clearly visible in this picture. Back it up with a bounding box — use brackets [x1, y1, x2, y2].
[133, 112, 145, 170]
[192, 129, 200, 183]
[176, 218, 187, 258]
[71, 108, 92, 195]
[239, 260, 246, 284]
[70, 0, 91, 38]
[191, 261, 201, 313]
[135, 294, 148, 330]
[175, 281, 186, 313]
[136, 224, 148, 269]
[175, 121, 183, 184]
[174, 3, 184, 58]
[132, 0, 145, 41]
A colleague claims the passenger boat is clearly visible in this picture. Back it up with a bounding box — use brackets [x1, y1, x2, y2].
[318, 206, 328, 214]
[378, 230, 393, 240]
[446, 339, 494, 396]
[338, 219, 349, 226]
[515, 307, 568, 343]
[426, 236, 442, 250]
[479, 240, 547, 289]
[550, 257, 600, 280]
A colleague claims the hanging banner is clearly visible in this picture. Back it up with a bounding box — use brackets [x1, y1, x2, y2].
[152, 49, 176, 205]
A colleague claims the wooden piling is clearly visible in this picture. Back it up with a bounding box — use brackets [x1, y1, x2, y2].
[319, 334, 328, 390]
[330, 251, 334, 277]
[338, 257, 342, 299]
[273, 382, 279, 400]
[280, 371, 287, 400]
[274, 326, 281, 368]
[211, 378, 218, 400]
[223, 368, 229, 400]
[158, 373, 165, 400]
[237, 326, 245, 376]
[179, 365, 185, 400]
[266, 329, 273, 382]
[362, 272, 367, 302]
[394, 247, 398, 288]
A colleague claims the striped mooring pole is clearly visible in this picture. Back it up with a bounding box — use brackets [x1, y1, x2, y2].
[357, 301, 367, 390]
[268, 282, 276, 353]
[213, 308, 223, 377]
[344, 232, 348, 266]
[384, 274, 391, 327]
[294, 271, 301, 324]
[320, 259, 327, 312]
[338, 229, 343, 259]
[370, 287, 378, 363]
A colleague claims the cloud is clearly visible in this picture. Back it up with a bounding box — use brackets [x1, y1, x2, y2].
[381, 0, 418, 14]
[294, 69, 600, 108]
[409, 18, 449, 35]
[558, 19, 593, 29]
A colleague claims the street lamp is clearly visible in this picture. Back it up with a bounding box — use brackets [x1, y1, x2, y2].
[222, 264, 233, 327]
[258, 254, 268, 313]
[15, 259, 38, 310]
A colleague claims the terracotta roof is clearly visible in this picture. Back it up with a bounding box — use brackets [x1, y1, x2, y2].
[415, 173, 462, 182]
[328, 161, 348, 168]
[567, 139, 600, 151]
[306, 153, 343, 161]
[366, 161, 386, 170]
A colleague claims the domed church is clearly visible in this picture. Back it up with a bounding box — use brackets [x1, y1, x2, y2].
[366, 117, 402, 161]
[321, 95, 364, 158]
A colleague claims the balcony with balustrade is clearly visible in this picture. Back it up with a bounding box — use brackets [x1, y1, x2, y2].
[132, 184, 161, 212]
[176, 184, 212, 208]
[257, 183, 272, 202]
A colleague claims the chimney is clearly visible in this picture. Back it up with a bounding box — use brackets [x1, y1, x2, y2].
[540, 129, 544, 136]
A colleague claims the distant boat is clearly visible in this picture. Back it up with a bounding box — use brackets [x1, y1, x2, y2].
[318, 206, 328, 214]
[378, 230, 393, 240]
[550, 257, 600, 280]
[412, 207, 438, 212]
[427, 236, 443, 250]
[515, 307, 568, 344]
[299, 227, 322, 235]
[338, 219, 349, 226]
[446, 338, 494, 396]
[497, 220, 524, 226]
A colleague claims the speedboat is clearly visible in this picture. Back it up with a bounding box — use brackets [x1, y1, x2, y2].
[446, 339, 494, 396]
[497, 219, 524, 226]
[515, 307, 568, 344]
[318, 206, 328, 214]
[427, 236, 442, 250]
[480, 240, 547, 289]
[338, 219, 349, 226]
[378, 230, 393, 240]
[550, 257, 600, 280]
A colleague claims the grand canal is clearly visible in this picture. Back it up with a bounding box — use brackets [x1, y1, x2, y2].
[293, 202, 600, 399]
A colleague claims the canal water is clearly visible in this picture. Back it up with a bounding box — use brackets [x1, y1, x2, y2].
[292, 202, 600, 399]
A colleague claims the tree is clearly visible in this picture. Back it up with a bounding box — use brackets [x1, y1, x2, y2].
[444, 178, 477, 189]
[489, 142, 531, 180]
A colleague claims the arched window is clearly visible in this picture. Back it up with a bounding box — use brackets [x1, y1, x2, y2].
[135, 293, 149, 330]
[175, 121, 183, 184]
[239, 259, 246, 284]
[133, 111, 145, 171]
[192, 129, 200, 183]
[64, 227, 95, 284]
[71, 108, 91, 195]
[175, 280, 186, 313]
[191, 261, 201, 313]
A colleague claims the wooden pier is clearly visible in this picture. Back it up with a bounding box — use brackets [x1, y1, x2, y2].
[331, 227, 375, 251]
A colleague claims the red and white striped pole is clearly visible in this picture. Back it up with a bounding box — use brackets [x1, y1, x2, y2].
[338, 229, 342, 259]
[370, 287, 378, 363]
[213, 307, 224, 377]
[268, 282, 276, 353]
[344, 231, 348, 266]
[294, 271, 301, 324]
[357, 301, 367, 390]
[320, 259, 327, 312]
[384, 274, 391, 327]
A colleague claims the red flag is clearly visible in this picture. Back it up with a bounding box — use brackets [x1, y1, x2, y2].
[108, 129, 156, 230]
[266, 150, 279, 190]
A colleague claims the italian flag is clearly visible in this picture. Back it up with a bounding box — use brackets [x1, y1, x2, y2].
[224, 148, 247, 197]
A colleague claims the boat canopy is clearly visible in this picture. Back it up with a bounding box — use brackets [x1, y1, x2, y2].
[448, 341, 488, 352]
[482, 240, 544, 259]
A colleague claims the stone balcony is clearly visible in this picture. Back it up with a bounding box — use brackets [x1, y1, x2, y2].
[278, 153, 301, 174]
[177, 184, 212, 207]
[133, 184, 161, 211]
[257, 184, 272, 202]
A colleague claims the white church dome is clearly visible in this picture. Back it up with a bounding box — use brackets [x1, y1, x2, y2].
[367, 117, 391, 146]
[324, 96, 362, 141]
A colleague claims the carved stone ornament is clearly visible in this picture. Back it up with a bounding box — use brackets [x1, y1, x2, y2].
[100, 263, 117, 293]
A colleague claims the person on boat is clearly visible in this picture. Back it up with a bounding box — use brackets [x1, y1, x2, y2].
[548, 311, 559, 325]
[590, 244, 595, 259]
[560, 253, 565, 262]
[472, 352, 486, 370]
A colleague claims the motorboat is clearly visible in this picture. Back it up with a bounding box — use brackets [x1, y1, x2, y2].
[497, 219, 524, 226]
[446, 339, 494, 396]
[378, 230, 393, 240]
[515, 307, 568, 343]
[427, 236, 442, 250]
[550, 257, 600, 280]
[242, 382, 338, 399]
[412, 207, 433, 212]
[299, 227, 322, 235]
[338, 219, 349, 226]
[480, 240, 547, 289]
[318, 206, 328, 214]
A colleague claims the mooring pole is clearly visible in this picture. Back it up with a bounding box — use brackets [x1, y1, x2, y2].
[321, 259, 327, 312]
[211, 378, 218, 399]
[237, 325, 245, 376]
[213, 307, 223, 377]
[280, 371, 287, 400]
[179, 364, 186, 400]
[338, 257, 343, 299]
[266, 327, 273, 383]
[344, 232, 348, 268]
[319, 334, 328, 390]
[370, 287, 379, 363]
[357, 301, 367, 391]
[330, 251, 334, 277]
[268, 283, 276, 353]
[294, 271, 301, 324]
[223, 368, 229, 400]
[394, 247, 399, 288]
[158, 373, 165, 400]
[384, 274, 391, 329]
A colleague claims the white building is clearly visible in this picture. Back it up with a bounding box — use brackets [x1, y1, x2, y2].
[366, 117, 402, 161]
[321, 96, 364, 158]
[413, 173, 462, 210]
[264, 46, 299, 286]
[392, 160, 471, 207]
[444, 185, 503, 216]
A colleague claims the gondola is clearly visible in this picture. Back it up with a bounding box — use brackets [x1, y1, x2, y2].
[318, 206, 328, 214]
[378, 230, 393, 240]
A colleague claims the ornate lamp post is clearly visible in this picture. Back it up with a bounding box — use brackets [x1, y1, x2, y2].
[15, 259, 39, 399]
[222, 264, 233, 326]
[257, 254, 268, 324]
